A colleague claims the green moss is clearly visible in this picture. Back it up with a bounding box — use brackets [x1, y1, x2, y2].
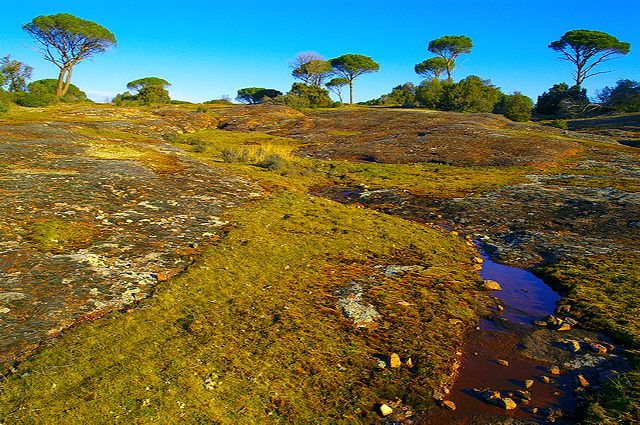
[25, 219, 104, 253]
[537, 251, 640, 423]
[0, 192, 480, 423]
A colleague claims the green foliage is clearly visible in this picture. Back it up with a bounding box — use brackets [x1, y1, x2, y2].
[24, 219, 103, 253]
[548, 119, 568, 130]
[287, 83, 333, 108]
[1, 55, 33, 92]
[414, 57, 448, 80]
[416, 79, 447, 109]
[534, 82, 589, 117]
[325, 77, 349, 103]
[380, 83, 417, 106]
[292, 59, 333, 86]
[28, 79, 87, 101]
[112, 91, 137, 106]
[236, 87, 281, 104]
[137, 85, 171, 105]
[203, 98, 233, 105]
[597, 79, 640, 112]
[427, 35, 473, 80]
[126, 77, 170, 93]
[23, 13, 116, 97]
[330, 54, 380, 103]
[496, 92, 534, 122]
[255, 153, 288, 170]
[446, 75, 502, 113]
[170, 100, 193, 105]
[0, 100, 8, 115]
[549, 30, 630, 86]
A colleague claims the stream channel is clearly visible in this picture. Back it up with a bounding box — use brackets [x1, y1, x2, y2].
[317, 186, 630, 425]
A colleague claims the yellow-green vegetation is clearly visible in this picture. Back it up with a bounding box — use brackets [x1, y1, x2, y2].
[0, 192, 480, 424]
[328, 130, 363, 136]
[537, 251, 640, 424]
[547, 176, 640, 193]
[86, 139, 184, 173]
[24, 219, 104, 253]
[173, 128, 531, 197]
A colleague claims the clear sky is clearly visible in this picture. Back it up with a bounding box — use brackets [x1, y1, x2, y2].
[1, 0, 638, 103]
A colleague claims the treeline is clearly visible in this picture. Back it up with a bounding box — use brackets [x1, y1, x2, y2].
[1, 13, 638, 122]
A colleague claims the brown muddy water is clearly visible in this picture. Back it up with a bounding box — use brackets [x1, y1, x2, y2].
[316, 186, 630, 425]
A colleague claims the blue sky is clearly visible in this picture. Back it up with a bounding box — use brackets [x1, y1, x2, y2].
[1, 0, 638, 103]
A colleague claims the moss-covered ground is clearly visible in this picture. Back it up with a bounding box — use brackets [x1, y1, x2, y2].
[537, 251, 640, 424]
[0, 193, 480, 424]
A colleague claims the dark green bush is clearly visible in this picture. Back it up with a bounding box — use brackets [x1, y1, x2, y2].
[497, 92, 534, 122]
[549, 119, 568, 130]
[28, 79, 87, 102]
[138, 85, 170, 105]
[221, 148, 250, 163]
[0, 100, 8, 115]
[380, 83, 417, 106]
[535, 83, 588, 117]
[416, 79, 446, 109]
[203, 98, 233, 105]
[15, 91, 57, 107]
[597, 79, 640, 112]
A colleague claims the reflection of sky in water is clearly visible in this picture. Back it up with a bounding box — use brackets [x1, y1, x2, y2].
[480, 257, 561, 325]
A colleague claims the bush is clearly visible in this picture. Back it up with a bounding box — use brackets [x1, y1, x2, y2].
[203, 98, 233, 105]
[287, 83, 333, 108]
[380, 83, 417, 106]
[170, 100, 192, 104]
[27, 79, 87, 102]
[196, 105, 207, 113]
[535, 83, 588, 117]
[15, 91, 57, 107]
[0, 100, 8, 115]
[162, 133, 182, 143]
[549, 119, 568, 130]
[255, 154, 288, 170]
[138, 85, 170, 105]
[497, 92, 534, 122]
[416, 79, 446, 109]
[221, 148, 250, 163]
[446, 75, 503, 113]
[597, 79, 640, 112]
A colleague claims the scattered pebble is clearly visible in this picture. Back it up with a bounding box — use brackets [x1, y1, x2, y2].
[548, 366, 561, 375]
[482, 280, 502, 291]
[540, 375, 551, 383]
[497, 397, 517, 410]
[389, 353, 401, 368]
[524, 379, 534, 388]
[496, 359, 509, 367]
[577, 374, 589, 387]
[557, 323, 571, 331]
[441, 400, 456, 410]
[566, 340, 581, 352]
[378, 404, 393, 416]
[589, 343, 607, 355]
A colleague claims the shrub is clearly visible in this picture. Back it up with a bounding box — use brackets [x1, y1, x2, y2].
[203, 98, 233, 105]
[221, 148, 250, 163]
[170, 100, 192, 104]
[27, 79, 87, 102]
[416, 79, 446, 109]
[497, 92, 534, 122]
[535, 83, 588, 117]
[0, 100, 8, 115]
[138, 85, 170, 105]
[549, 119, 568, 130]
[255, 154, 288, 170]
[162, 133, 182, 143]
[446, 75, 503, 113]
[15, 91, 57, 107]
[287, 83, 333, 108]
[196, 105, 207, 113]
[597, 79, 640, 112]
[380, 83, 417, 106]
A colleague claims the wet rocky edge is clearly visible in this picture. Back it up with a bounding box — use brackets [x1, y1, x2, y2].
[0, 111, 263, 371]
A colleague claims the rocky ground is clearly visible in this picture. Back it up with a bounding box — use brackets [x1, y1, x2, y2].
[0, 107, 262, 370]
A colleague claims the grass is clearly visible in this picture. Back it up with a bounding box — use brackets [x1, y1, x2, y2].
[24, 219, 105, 253]
[536, 251, 640, 423]
[167, 128, 532, 197]
[0, 192, 480, 424]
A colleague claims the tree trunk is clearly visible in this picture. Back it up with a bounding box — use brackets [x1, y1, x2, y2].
[349, 81, 353, 104]
[56, 69, 66, 97]
[61, 67, 73, 97]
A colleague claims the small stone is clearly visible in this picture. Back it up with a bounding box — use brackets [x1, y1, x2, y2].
[497, 304, 504, 312]
[564, 317, 578, 326]
[378, 404, 393, 416]
[540, 375, 551, 383]
[600, 341, 615, 352]
[405, 358, 413, 368]
[441, 400, 456, 410]
[448, 318, 464, 325]
[376, 359, 387, 369]
[574, 387, 586, 395]
[450, 231, 459, 236]
[589, 343, 607, 355]
[531, 407, 539, 414]
[548, 366, 561, 375]
[481, 390, 501, 403]
[543, 314, 560, 326]
[577, 374, 589, 387]
[482, 280, 502, 291]
[566, 340, 581, 352]
[473, 257, 484, 264]
[496, 359, 509, 367]
[532, 320, 547, 327]
[555, 304, 571, 314]
[0, 307, 10, 314]
[497, 397, 517, 410]
[557, 323, 571, 331]
[513, 390, 532, 400]
[389, 353, 401, 368]
[524, 379, 534, 388]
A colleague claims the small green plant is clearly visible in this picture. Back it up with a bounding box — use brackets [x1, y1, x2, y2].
[549, 119, 568, 130]
[221, 148, 250, 163]
[196, 105, 207, 113]
[0, 100, 8, 115]
[256, 153, 288, 170]
[162, 132, 182, 143]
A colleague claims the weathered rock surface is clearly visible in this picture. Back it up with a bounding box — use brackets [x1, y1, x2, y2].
[0, 111, 263, 370]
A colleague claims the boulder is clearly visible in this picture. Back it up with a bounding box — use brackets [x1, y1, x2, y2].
[482, 280, 502, 291]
